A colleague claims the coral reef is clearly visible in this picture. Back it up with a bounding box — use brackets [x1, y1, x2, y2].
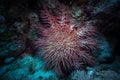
[70, 61, 120, 80]
[0, 56, 58, 80]
[0, 0, 120, 80]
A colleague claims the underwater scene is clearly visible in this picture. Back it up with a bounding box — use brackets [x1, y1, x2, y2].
[0, 0, 120, 80]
